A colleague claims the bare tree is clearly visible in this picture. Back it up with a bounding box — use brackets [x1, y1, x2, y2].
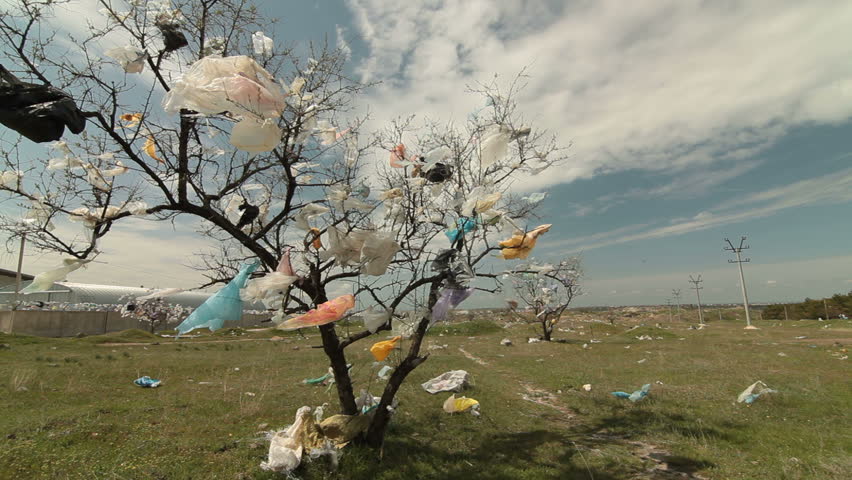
[0, 0, 569, 450]
[509, 257, 582, 341]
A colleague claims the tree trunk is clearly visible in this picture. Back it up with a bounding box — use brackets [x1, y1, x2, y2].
[318, 323, 358, 415]
[542, 320, 552, 341]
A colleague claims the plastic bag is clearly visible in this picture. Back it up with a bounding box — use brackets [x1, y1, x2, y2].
[498, 224, 552, 260]
[362, 306, 391, 333]
[0, 170, 22, 189]
[261, 406, 312, 473]
[445, 217, 476, 244]
[22, 259, 90, 294]
[611, 383, 651, 402]
[443, 394, 480, 414]
[162, 55, 286, 120]
[175, 261, 259, 335]
[156, 20, 188, 52]
[377, 365, 393, 380]
[241, 272, 297, 302]
[359, 231, 399, 276]
[133, 376, 161, 388]
[461, 188, 501, 217]
[479, 127, 510, 168]
[422, 370, 471, 394]
[229, 118, 282, 153]
[276, 248, 295, 276]
[370, 335, 401, 361]
[0, 71, 86, 143]
[276, 294, 355, 330]
[737, 381, 777, 404]
[430, 288, 474, 325]
[319, 226, 368, 266]
[252, 31, 274, 56]
[294, 203, 330, 231]
[105, 46, 147, 73]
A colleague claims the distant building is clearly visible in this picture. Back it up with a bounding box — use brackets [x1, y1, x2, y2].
[0, 268, 33, 289]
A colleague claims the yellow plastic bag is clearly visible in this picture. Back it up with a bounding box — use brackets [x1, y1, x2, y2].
[370, 335, 401, 361]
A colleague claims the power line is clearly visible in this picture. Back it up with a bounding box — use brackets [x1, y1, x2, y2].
[672, 288, 682, 321]
[724, 236, 753, 328]
[688, 274, 704, 325]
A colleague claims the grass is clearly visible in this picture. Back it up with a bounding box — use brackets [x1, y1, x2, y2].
[0, 314, 850, 479]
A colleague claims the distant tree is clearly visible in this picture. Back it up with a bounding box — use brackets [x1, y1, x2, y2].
[509, 257, 582, 341]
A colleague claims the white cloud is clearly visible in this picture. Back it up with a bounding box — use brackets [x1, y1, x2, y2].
[345, 0, 852, 190]
[336, 24, 352, 61]
[541, 166, 852, 253]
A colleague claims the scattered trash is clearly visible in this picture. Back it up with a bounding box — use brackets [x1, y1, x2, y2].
[528, 337, 541, 344]
[443, 394, 480, 416]
[134, 376, 161, 388]
[582, 343, 588, 349]
[244, 392, 256, 397]
[176, 261, 259, 335]
[612, 384, 651, 402]
[737, 381, 777, 404]
[422, 370, 471, 394]
[744, 325, 759, 330]
[583, 384, 592, 392]
[795, 336, 808, 340]
[500, 338, 513, 346]
[637, 358, 647, 364]
[636, 335, 653, 341]
[777, 352, 787, 357]
[427, 344, 448, 350]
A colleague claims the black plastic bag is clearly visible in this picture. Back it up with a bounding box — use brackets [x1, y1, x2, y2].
[0, 74, 86, 143]
[157, 21, 188, 52]
[425, 163, 453, 183]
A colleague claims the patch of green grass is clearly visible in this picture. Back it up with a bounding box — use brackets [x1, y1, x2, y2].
[432, 319, 503, 336]
[0, 320, 849, 479]
[78, 329, 159, 344]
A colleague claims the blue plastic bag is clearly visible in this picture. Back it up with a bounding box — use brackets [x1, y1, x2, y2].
[134, 376, 161, 388]
[611, 383, 650, 402]
[445, 217, 476, 243]
[176, 261, 259, 336]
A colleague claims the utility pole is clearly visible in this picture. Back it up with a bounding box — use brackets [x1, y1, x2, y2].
[824, 299, 830, 320]
[784, 305, 789, 321]
[14, 233, 26, 305]
[688, 275, 704, 325]
[666, 299, 673, 322]
[672, 289, 682, 321]
[724, 237, 753, 327]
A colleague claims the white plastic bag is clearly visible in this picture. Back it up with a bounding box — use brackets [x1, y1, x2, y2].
[421, 370, 471, 394]
[251, 31, 274, 57]
[105, 46, 147, 73]
[362, 306, 391, 333]
[479, 126, 510, 168]
[229, 118, 282, 153]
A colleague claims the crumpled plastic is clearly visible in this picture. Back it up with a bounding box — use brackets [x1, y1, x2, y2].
[21, 259, 90, 294]
[431, 288, 474, 325]
[261, 406, 314, 473]
[252, 31, 274, 56]
[422, 370, 471, 394]
[461, 188, 501, 217]
[294, 203, 330, 231]
[389, 144, 408, 168]
[175, 261, 259, 335]
[370, 335, 401, 361]
[445, 217, 476, 244]
[479, 126, 511, 168]
[498, 224, 552, 260]
[144, 136, 164, 163]
[377, 365, 393, 380]
[611, 383, 651, 402]
[423, 163, 453, 183]
[362, 306, 391, 333]
[737, 381, 777, 404]
[318, 414, 371, 446]
[277, 294, 356, 330]
[320, 226, 368, 266]
[523, 192, 547, 204]
[359, 231, 400, 276]
[241, 272, 297, 302]
[229, 118, 282, 153]
[162, 55, 286, 120]
[235, 201, 260, 230]
[133, 376, 161, 388]
[105, 46, 147, 73]
[156, 18, 188, 52]
[68, 205, 123, 228]
[443, 394, 480, 415]
[122, 200, 149, 216]
[276, 248, 295, 276]
[0, 73, 86, 143]
[22, 197, 56, 231]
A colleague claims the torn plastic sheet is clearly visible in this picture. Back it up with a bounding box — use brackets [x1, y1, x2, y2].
[68, 206, 122, 228]
[422, 370, 471, 394]
[144, 136, 164, 163]
[389, 144, 408, 168]
[241, 272, 297, 302]
[294, 203, 330, 231]
[156, 19, 188, 52]
[0, 73, 87, 143]
[229, 118, 282, 153]
[22, 259, 90, 294]
[377, 365, 393, 380]
[737, 381, 777, 404]
[431, 288, 474, 325]
[523, 192, 547, 204]
[276, 294, 356, 331]
[252, 31, 274, 56]
[122, 201, 149, 216]
[162, 55, 286, 120]
[498, 224, 552, 260]
[370, 335, 401, 361]
[359, 231, 400, 276]
[320, 226, 366, 266]
[461, 188, 501, 217]
[261, 406, 312, 473]
[276, 248, 295, 276]
[445, 217, 476, 244]
[479, 126, 510, 168]
[47, 157, 84, 170]
[105, 46, 147, 73]
[362, 306, 391, 333]
[175, 261, 259, 335]
[611, 383, 651, 402]
[22, 197, 56, 231]
[443, 394, 480, 415]
[133, 376, 161, 388]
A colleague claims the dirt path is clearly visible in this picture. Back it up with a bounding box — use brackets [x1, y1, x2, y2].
[95, 337, 285, 347]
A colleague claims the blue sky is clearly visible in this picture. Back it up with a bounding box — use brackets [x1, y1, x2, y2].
[2, 0, 851, 307]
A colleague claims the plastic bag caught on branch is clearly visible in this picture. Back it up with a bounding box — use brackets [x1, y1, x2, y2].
[0, 70, 86, 143]
[276, 294, 356, 330]
[430, 288, 475, 325]
[370, 335, 401, 361]
[162, 55, 286, 120]
[105, 46, 147, 73]
[0, 170, 22, 189]
[175, 261, 259, 335]
[21, 259, 91, 294]
[252, 31, 274, 56]
[229, 118, 282, 153]
[498, 224, 552, 260]
[362, 306, 391, 333]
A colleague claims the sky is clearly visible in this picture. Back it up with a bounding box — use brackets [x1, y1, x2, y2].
[2, 0, 851, 307]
